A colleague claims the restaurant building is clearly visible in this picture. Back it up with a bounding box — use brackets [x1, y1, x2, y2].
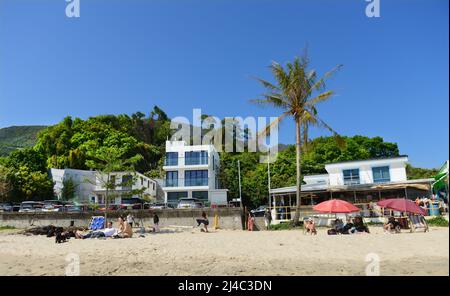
[269, 156, 433, 223]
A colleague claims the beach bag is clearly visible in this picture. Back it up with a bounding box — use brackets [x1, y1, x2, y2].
[327, 229, 337, 235]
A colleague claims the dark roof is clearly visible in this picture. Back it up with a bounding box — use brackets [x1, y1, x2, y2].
[325, 155, 408, 166]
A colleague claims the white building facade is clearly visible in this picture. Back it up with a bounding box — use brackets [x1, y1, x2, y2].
[303, 156, 409, 186]
[162, 140, 227, 206]
[50, 168, 159, 204]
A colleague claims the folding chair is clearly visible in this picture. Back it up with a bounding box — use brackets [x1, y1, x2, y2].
[408, 215, 429, 233]
[89, 216, 106, 230]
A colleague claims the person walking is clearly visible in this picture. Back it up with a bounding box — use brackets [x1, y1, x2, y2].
[153, 213, 160, 233]
[264, 208, 272, 230]
[247, 212, 255, 231]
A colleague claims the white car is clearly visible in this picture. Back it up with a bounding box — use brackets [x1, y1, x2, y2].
[177, 198, 203, 209]
[19, 201, 44, 213]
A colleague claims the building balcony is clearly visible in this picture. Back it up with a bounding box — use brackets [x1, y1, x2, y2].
[164, 156, 209, 167]
[162, 178, 209, 188]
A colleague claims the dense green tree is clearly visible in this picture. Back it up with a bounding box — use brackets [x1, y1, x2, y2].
[61, 177, 77, 200]
[406, 164, 439, 180]
[8, 166, 54, 201]
[0, 148, 47, 173]
[35, 106, 171, 173]
[0, 165, 12, 202]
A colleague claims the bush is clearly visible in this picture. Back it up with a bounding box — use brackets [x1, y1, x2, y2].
[269, 223, 299, 231]
[427, 216, 449, 227]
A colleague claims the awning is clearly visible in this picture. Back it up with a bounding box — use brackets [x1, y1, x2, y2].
[432, 161, 449, 192]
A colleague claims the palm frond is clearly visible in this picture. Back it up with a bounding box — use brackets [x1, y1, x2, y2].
[308, 64, 343, 93]
[253, 77, 280, 91]
[305, 90, 334, 107]
[257, 111, 290, 138]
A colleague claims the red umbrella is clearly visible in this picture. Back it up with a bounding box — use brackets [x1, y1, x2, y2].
[377, 198, 426, 215]
[313, 199, 360, 213]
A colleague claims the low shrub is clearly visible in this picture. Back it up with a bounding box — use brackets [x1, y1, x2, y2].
[427, 216, 449, 227]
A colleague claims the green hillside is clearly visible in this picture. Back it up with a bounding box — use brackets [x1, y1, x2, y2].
[0, 126, 47, 156]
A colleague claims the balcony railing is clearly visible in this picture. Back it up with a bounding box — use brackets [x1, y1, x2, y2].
[164, 156, 209, 166]
[163, 178, 209, 187]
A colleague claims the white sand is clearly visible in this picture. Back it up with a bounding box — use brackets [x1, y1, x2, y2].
[0, 227, 448, 276]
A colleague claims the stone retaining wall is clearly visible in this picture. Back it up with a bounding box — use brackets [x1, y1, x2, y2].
[0, 208, 243, 230]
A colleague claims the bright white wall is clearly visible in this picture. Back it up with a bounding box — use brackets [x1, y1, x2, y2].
[325, 157, 408, 186]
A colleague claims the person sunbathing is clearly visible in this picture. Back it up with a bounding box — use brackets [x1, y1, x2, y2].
[353, 216, 370, 233]
[75, 222, 117, 239]
[113, 216, 133, 238]
[305, 218, 317, 235]
[384, 217, 400, 233]
[334, 218, 345, 233]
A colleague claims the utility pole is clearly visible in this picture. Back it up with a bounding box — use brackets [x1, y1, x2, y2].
[238, 160, 242, 210]
[267, 157, 271, 209]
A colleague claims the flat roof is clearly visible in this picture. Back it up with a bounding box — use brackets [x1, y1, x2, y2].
[269, 178, 434, 194]
[324, 155, 408, 166]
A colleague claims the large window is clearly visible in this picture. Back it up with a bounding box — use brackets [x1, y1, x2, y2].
[185, 170, 208, 186]
[185, 151, 208, 165]
[165, 152, 178, 166]
[192, 191, 208, 201]
[343, 169, 360, 185]
[165, 171, 178, 187]
[121, 175, 132, 190]
[372, 166, 390, 183]
[167, 191, 188, 203]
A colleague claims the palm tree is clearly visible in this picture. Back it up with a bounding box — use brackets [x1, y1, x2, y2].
[252, 50, 342, 224]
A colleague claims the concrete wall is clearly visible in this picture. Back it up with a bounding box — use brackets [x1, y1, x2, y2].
[0, 208, 243, 230]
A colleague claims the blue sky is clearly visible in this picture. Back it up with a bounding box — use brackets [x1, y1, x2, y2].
[0, 0, 448, 168]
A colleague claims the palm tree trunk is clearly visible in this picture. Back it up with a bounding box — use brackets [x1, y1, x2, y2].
[293, 118, 302, 225]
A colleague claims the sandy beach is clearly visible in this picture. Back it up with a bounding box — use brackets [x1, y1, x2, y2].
[0, 227, 448, 276]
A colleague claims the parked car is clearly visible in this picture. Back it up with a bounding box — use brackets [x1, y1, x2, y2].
[98, 204, 119, 211]
[251, 205, 268, 217]
[12, 203, 21, 212]
[146, 202, 171, 210]
[228, 198, 241, 208]
[0, 202, 13, 212]
[19, 201, 44, 213]
[118, 198, 145, 210]
[65, 205, 83, 213]
[177, 198, 203, 209]
[42, 200, 66, 212]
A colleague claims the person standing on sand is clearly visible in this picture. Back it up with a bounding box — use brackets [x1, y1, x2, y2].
[153, 213, 160, 232]
[264, 209, 272, 230]
[126, 213, 135, 228]
[247, 212, 254, 231]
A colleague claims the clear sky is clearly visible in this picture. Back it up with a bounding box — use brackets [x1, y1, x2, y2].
[0, 0, 448, 168]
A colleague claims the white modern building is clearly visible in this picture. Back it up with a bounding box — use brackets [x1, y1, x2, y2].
[162, 140, 227, 206]
[50, 168, 160, 204]
[303, 156, 409, 186]
[269, 156, 434, 222]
